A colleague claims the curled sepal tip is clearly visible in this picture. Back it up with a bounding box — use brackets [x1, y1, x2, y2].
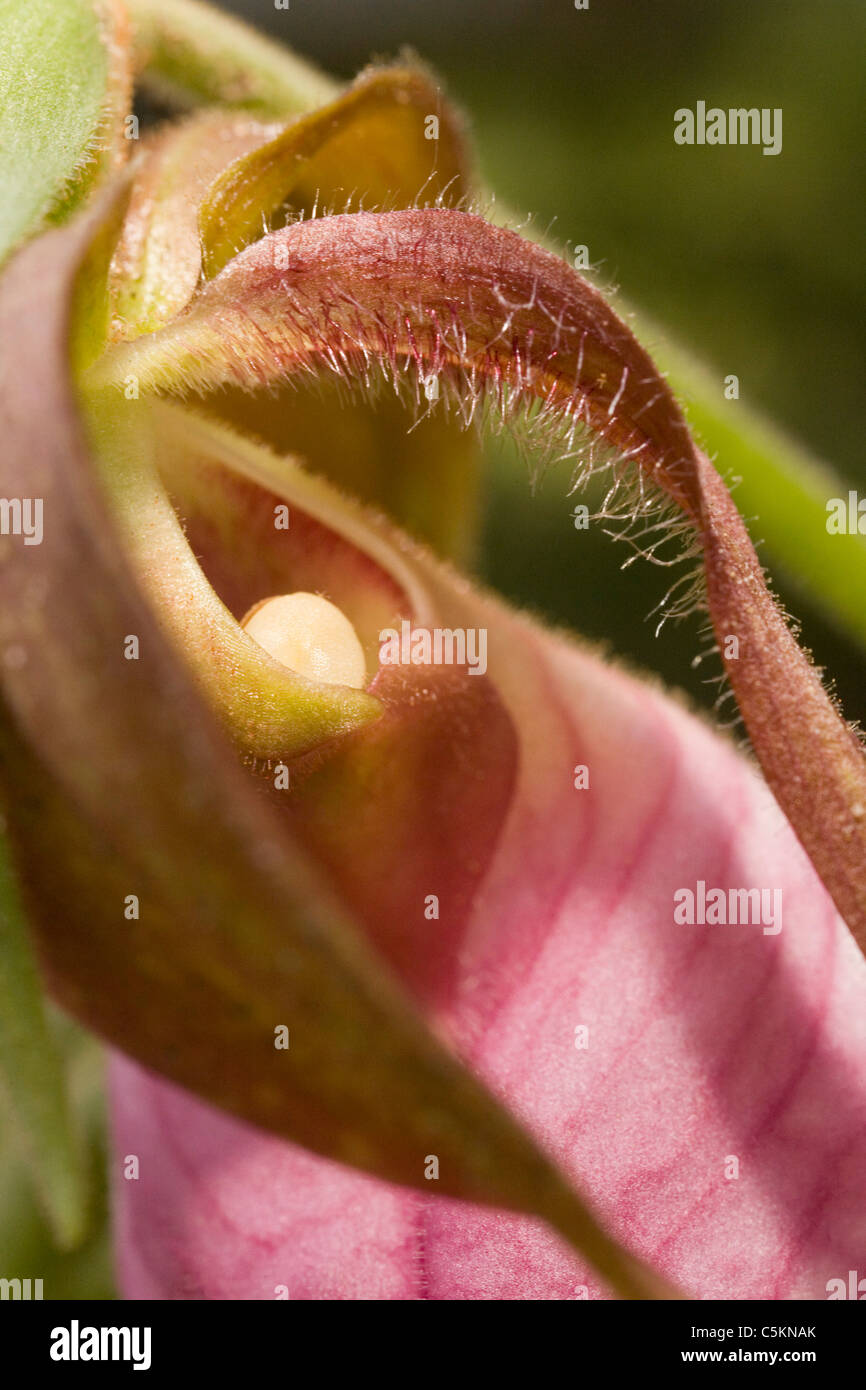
[92, 206, 866, 952]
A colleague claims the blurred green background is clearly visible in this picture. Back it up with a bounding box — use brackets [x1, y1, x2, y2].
[4, 0, 864, 1298]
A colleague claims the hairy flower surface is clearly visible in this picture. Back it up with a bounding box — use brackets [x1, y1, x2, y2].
[0, 0, 864, 1301]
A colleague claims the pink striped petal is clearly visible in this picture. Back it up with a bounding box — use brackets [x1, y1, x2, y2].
[111, 615, 866, 1299]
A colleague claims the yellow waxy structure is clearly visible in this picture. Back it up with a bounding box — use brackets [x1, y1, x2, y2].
[242, 591, 367, 691]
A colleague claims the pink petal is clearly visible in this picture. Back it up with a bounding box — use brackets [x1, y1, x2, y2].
[111, 622, 866, 1299]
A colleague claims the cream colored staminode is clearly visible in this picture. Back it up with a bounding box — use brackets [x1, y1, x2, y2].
[241, 592, 367, 689]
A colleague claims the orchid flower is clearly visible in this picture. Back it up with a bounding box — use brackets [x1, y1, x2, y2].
[1, 0, 865, 1302]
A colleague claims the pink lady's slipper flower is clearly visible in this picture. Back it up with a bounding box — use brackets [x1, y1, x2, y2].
[0, 0, 864, 1301]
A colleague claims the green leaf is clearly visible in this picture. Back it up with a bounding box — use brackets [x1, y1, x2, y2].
[650, 337, 866, 650]
[128, 0, 338, 116]
[0, 823, 88, 1248]
[0, 1020, 112, 1294]
[0, 0, 129, 266]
